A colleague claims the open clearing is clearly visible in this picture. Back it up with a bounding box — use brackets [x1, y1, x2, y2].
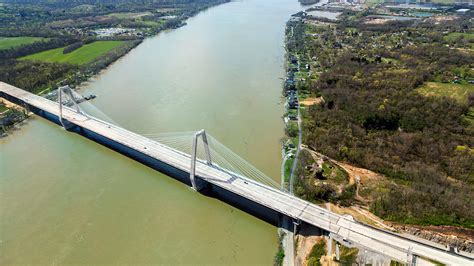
[20, 41, 126, 65]
[444, 32, 474, 42]
[417, 82, 474, 124]
[105, 12, 152, 19]
[417, 82, 474, 104]
[0, 103, 8, 114]
[300, 97, 323, 106]
[0, 37, 47, 50]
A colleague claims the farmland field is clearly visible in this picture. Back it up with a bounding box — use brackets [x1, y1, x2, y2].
[20, 41, 126, 65]
[444, 32, 474, 42]
[0, 37, 47, 50]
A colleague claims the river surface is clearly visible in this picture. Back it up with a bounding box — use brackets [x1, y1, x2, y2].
[0, 0, 313, 264]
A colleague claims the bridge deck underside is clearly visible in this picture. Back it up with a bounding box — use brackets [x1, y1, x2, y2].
[1, 82, 472, 265]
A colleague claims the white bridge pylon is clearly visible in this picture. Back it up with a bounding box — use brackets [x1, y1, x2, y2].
[190, 129, 212, 190]
[58, 85, 87, 128]
[140, 131, 283, 191]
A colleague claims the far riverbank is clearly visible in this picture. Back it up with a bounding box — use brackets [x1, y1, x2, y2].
[1, 0, 313, 264]
[0, 0, 231, 98]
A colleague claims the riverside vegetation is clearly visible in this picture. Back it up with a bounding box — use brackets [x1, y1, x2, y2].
[0, 101, 28, 136]
[0, 0, 229, 94]
[286, 8, 474, 231]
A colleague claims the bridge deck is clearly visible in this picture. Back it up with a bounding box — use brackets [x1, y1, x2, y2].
[1, 82, 472, 265]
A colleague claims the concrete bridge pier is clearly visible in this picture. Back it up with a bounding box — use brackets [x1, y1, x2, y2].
[58, 85, 86, 130]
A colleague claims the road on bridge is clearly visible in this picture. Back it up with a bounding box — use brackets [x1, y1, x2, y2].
[1, 82, 473, 265]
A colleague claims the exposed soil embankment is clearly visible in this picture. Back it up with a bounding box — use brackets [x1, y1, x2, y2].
[295, 225, 324, 266]
[394, 224, 474, 253]
[303, 146, 474, 253]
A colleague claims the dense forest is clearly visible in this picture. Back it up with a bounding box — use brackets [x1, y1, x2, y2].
[290, 14, 474, 228]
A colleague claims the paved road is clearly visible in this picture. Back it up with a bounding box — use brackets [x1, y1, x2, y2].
[289, 91, 302, 195]
[281, 141, 295, 265]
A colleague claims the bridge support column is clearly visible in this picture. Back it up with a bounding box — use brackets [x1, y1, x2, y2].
[58, 85, 66, 128]
[190, 129, 212, 190]
[407, 247, 416, 266]
[292, 219, 300, 236]
[327, 235, 333, 257]
[64, 86, 83, 115]
[58, 85, 87, 129]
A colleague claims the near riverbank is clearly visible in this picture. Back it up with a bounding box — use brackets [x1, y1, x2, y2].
[0, 99, 29, 137]
[281, 1, 474, 264]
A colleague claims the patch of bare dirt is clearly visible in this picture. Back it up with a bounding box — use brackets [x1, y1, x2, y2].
[335, 161, 382, 184]
[364, 18, 390, 25]
[302, 145, 385, 203]
[323, 203, 394, 231]
[301, 145, 474, 253]
[1, 98, 29, 114]
[392, 224, 474, 253]
[300, 97, 324, 106]
[426, 15, 459, 24]
[295, 226, 324, 266]
[306, 19, 336, 27]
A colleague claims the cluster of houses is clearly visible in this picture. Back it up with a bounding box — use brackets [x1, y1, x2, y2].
[286, 56, 299, 111]
[453, 76, 474, 84]
[61, 27, 144, 39]
[0, 108, 26, 137]
[93, 27, 144, 38]
[0, 111, 22, 127]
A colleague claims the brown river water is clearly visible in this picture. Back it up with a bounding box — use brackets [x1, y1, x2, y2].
[0, 0, 329, 264]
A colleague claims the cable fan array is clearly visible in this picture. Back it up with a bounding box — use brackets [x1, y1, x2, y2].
[48, 87, 283, 191]
[141, 131, 283, 190]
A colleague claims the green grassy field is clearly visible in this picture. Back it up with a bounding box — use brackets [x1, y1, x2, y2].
[417, 82, 474, 104]
[0, 104, 8, 114]
[418, 82, 474, 125]
[444, 32, 474, 42]
[139, 19, 162, 27]
[284, 157, 294, 182]
[0, 37, 47, 50]
[20, 41, 126, 65]
[306, 241, 326, 266]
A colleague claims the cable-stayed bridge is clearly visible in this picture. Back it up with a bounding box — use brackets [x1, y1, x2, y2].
[1, 82, 473, 265]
